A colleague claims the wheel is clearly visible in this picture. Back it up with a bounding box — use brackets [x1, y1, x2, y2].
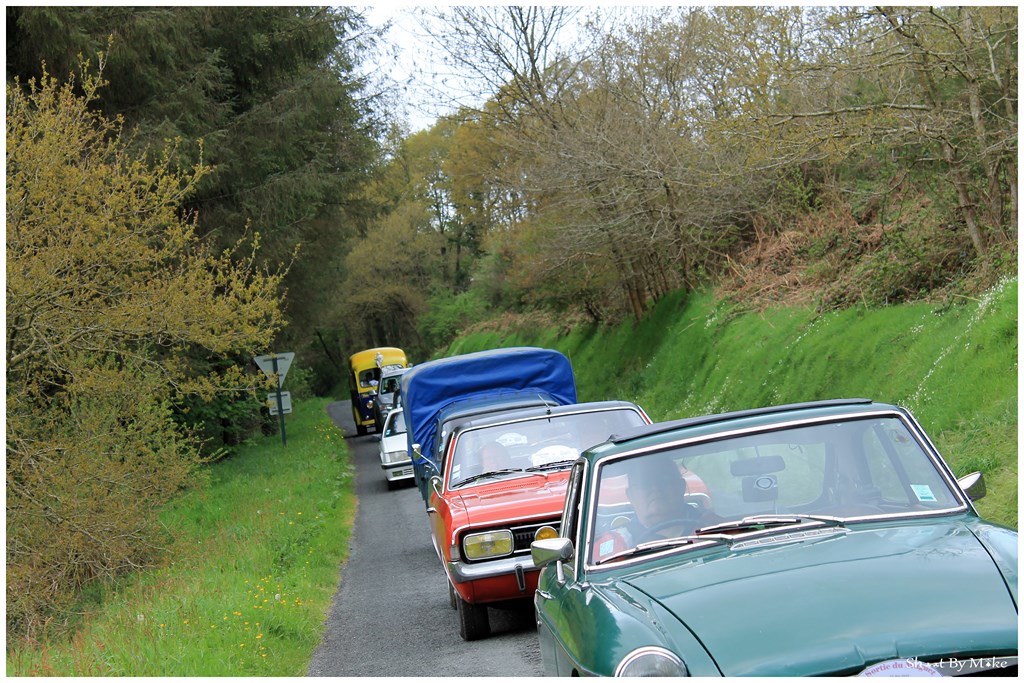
[455, 592, 490, 641]
[356, 423, 367, 436]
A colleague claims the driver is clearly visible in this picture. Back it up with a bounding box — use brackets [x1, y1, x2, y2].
[625, 456, 700, 541]
[472, 441, 512, 476]
[482, 441, 511, 468]
[593, 456, 718, 562]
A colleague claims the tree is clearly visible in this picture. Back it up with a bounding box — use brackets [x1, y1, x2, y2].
[751, 7, 1017, 263]
[418, 6, 588, 127]
[6, 64, 285, 634]
[6, 6, 387, 395]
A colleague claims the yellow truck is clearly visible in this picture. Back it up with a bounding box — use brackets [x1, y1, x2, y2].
[348, 347, 408, 436]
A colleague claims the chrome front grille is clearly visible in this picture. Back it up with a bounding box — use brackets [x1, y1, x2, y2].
[510, 519, 560, 554]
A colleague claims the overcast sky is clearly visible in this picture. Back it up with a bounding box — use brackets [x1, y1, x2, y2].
[359, 5, 469, 132]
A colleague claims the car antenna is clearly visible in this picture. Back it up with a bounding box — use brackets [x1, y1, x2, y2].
[539, 394, 554, 415]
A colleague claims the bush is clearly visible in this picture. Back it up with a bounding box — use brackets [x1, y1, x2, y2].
[6, 64, 284, 635]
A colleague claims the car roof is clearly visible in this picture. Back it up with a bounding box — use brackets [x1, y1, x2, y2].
[593, 398, 897, 458]
[437, 393, 557, 426]
[449, 400, 645, 433]
[380, 366, 409, 379]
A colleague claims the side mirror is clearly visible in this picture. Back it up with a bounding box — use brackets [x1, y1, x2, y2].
[958, 471, 986, 502]
[411, 443, 425, 463]
[532, 537, 573, 584]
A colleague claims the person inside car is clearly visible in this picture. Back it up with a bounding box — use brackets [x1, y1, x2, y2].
[593, 456, 720, 562]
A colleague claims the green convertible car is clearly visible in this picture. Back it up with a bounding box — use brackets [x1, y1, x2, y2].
[532, 399, 1018, 677]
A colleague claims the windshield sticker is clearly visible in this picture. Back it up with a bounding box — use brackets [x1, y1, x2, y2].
[910, 484, 937, 502]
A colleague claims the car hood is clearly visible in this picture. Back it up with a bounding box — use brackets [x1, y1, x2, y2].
[451, 473, 569, 526]
[621, 520, 1018, 676]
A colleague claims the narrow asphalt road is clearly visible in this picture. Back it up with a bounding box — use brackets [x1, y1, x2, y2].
[307, 401, 545, 677]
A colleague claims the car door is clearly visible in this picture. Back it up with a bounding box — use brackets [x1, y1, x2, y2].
[536, 460, 587, 675]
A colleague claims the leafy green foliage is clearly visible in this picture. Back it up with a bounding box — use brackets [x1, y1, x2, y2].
[6, 5, 386, 399]
[6, 65, 285, 635]
[417, 289, 491, 354]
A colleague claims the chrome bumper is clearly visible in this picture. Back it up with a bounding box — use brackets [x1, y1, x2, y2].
[447, 553, 539, 583]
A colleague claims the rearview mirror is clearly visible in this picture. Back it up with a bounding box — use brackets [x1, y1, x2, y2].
[731, 455, 786, 476]
[532, 537, 573, 568]
[957, 471, 986, 502]
[532, 537, 574, 584]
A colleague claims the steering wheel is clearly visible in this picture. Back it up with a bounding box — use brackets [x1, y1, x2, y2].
[638, 516, 698, 543]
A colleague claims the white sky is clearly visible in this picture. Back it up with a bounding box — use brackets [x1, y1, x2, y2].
[359, 5, 472, 132]
[356, 4, 685, 133]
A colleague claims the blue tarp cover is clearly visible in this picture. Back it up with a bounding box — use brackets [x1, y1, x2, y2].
[400, 347, 577, 461]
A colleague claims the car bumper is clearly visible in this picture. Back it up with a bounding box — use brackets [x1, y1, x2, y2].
[447, 554, 541, 602]
[382, 461, 415, 482]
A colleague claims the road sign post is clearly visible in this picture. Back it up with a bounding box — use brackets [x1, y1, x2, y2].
[255, 352, 295, 446]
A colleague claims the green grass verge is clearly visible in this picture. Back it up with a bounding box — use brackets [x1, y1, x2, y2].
[6, 398, 356, 676]
[451, 278, 1018, 528]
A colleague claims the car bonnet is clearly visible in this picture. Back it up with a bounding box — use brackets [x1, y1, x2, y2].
[618, 520, 1017, 676]
[448, 473, 571, 525]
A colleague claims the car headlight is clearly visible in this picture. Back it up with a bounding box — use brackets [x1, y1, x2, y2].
[615, 647, 688, 677]
[382, 449, 408, 465]
[462, 530, 513, 560]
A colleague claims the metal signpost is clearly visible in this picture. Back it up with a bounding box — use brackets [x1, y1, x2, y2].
[254, 352, 295, 446]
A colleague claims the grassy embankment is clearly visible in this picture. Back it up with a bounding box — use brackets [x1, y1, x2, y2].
[449, 278, 1018, 529]
[6, 398, 355, 676]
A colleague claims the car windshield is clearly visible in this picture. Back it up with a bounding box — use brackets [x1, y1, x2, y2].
[384, 410, 407, 437]
[448, 408, 646, 488]
[588, 416, 962, 565]
[380, 376, 402, 394]
[358, 368, 378, 388]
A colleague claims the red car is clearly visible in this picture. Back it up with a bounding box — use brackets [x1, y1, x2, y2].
[427, 400, 651, 640]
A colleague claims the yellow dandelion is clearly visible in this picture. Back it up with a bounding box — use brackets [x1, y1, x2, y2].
[256, 634, 263, 640]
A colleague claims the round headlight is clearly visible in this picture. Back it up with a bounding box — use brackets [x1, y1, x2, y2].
[615, 647, 688, 677]
[534, 525, 559, 542]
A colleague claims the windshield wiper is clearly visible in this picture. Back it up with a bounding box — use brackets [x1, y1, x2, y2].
[695, 514, 845, 536]
[454, 468, 528, 487]
[525, 459, 577, 472]
[595, 536, 714, 565]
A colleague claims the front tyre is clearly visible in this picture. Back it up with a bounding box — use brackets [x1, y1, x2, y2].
[455, 593, 490, 641]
